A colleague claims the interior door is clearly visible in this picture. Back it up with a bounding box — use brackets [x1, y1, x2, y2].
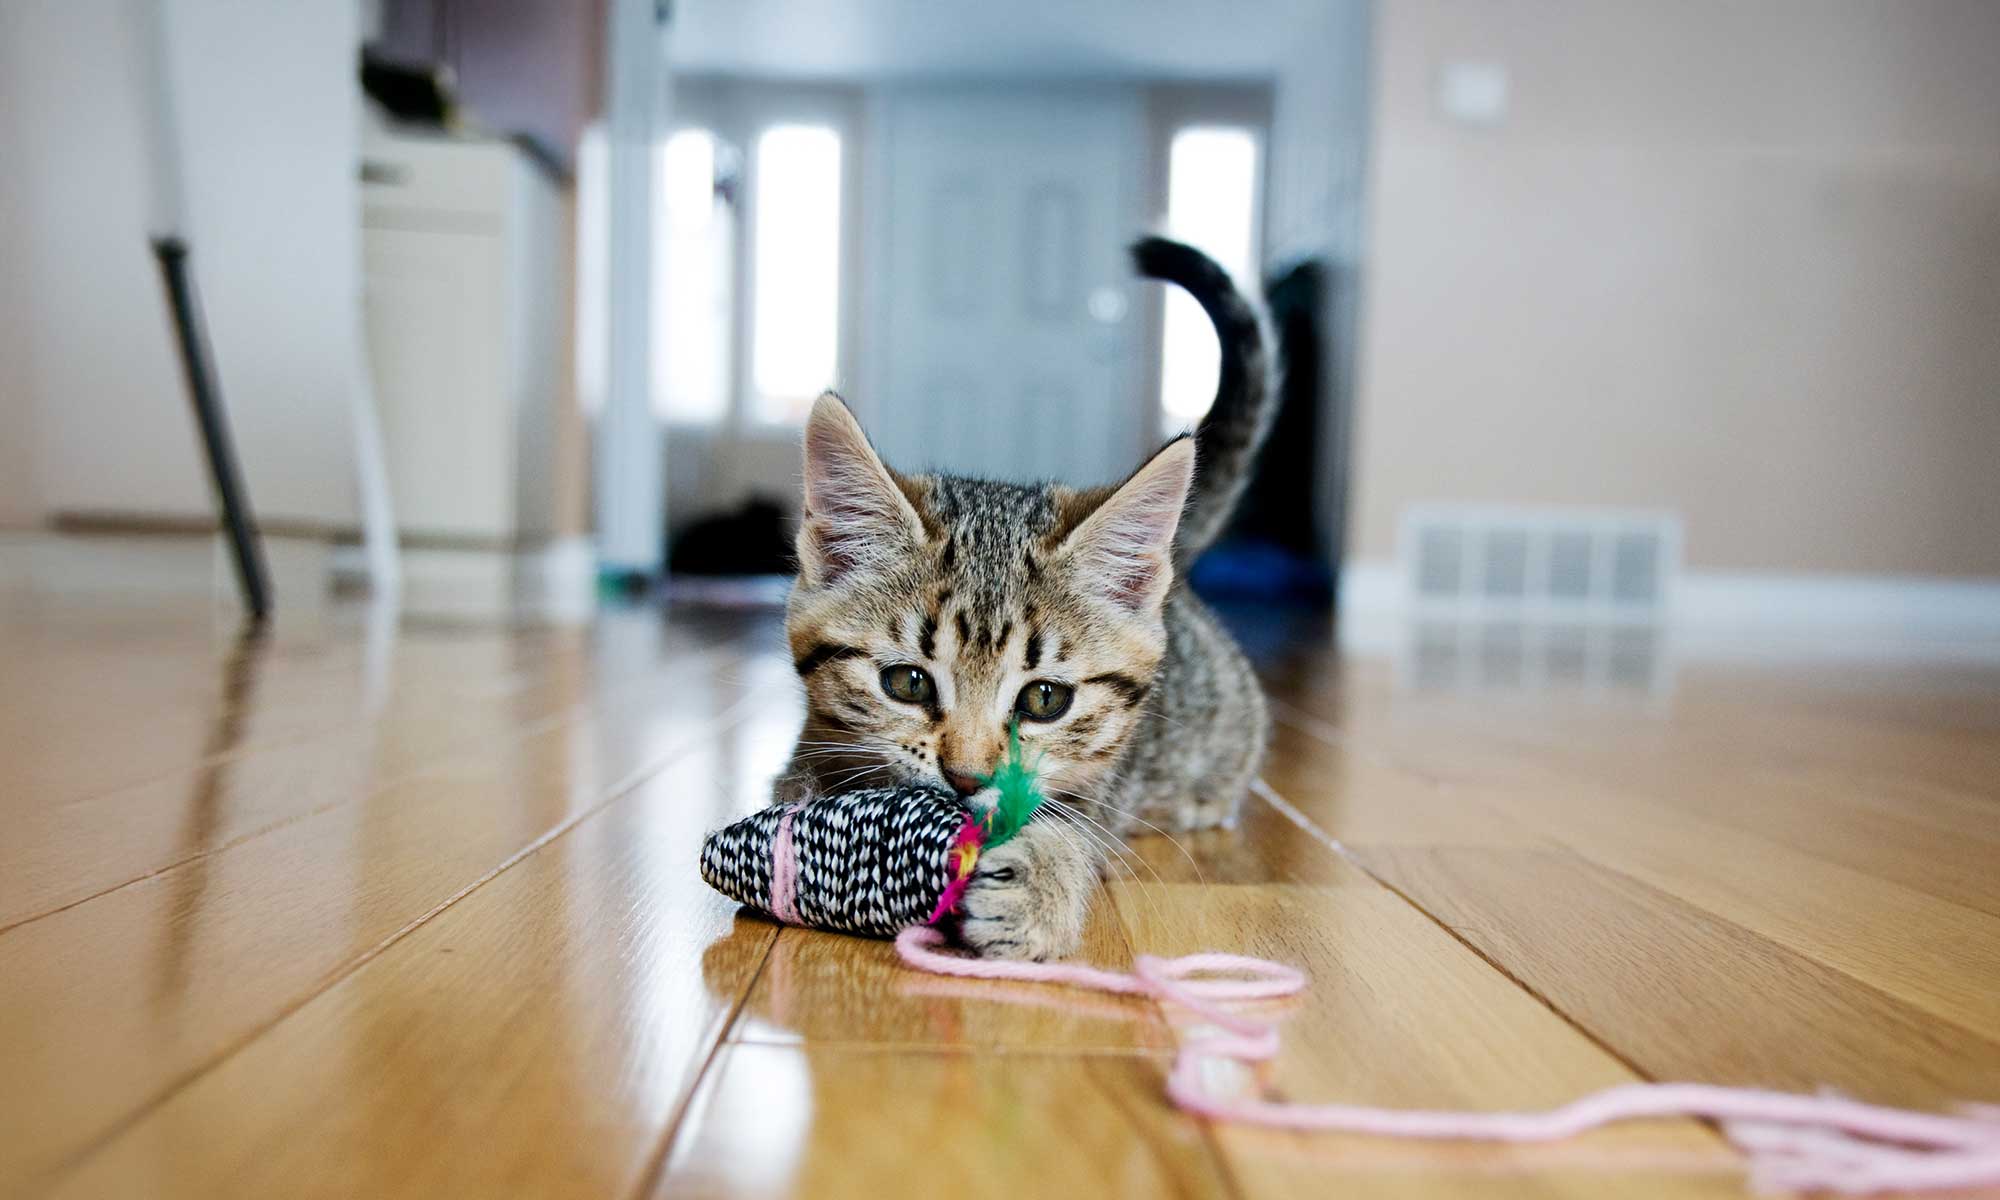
[864, 87, 1150, 489]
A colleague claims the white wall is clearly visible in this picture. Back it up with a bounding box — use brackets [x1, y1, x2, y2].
[0, 5, 40, 528]
[1353, 0, 2000, 578]
[0, 0, 361, 530]
[672, 0, 1334, 81]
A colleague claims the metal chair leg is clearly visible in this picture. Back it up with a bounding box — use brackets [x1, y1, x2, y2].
[152, 236, 271, 621]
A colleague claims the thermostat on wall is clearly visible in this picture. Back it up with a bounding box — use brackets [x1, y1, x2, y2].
[1436, 61, 1509, 126]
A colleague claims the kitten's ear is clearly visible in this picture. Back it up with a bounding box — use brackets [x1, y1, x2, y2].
[1057, 437, 1194, 614]
[797, 392, 925, 588]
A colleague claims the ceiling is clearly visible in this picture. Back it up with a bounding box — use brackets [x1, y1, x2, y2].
[666, 0, 1343, 81]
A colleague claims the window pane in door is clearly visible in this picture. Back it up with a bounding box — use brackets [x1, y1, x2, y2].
[750, 125, 842, 425]
[1160, 126, 1260, 431]
[575, 124, 607, 417]
[654, 128, 733, 424]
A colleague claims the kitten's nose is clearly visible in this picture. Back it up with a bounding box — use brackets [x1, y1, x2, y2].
[941, 767, 982, 797]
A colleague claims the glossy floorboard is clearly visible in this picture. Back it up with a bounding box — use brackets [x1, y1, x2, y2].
[2, 543, 1997, 1198]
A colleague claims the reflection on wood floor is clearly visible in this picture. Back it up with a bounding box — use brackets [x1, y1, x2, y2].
[3, 539, 1998, 1198]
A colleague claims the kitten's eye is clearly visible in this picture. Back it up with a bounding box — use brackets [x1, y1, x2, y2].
[1015, 680, 1073, 721]
[880, 664, 936, 706]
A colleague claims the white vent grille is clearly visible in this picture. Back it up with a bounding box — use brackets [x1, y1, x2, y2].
[1400, 505, 1682, 619]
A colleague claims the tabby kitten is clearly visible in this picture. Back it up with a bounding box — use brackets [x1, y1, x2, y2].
[776, 238, 1277, 959]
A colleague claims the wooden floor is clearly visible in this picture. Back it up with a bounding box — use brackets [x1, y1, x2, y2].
[4, 543, 1999, 1199]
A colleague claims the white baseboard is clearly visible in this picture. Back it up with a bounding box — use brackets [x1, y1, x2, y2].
[1672, 571, 2000, 636]
[330, 536, 597, 621]
[1340, 559, 2000, 660]
[1337, 560, 1406, 616]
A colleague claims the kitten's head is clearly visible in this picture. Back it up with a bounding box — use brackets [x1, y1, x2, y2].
[784, 393, 1192, 806]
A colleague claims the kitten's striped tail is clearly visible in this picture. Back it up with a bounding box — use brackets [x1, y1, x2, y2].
[1131, 236, 1279, 570]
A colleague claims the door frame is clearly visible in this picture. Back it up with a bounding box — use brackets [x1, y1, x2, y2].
[667, 76, 865, 438]
[660, 76, 864, 536]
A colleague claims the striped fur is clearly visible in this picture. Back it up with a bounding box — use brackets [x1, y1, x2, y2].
[775, 238, 1275, 959]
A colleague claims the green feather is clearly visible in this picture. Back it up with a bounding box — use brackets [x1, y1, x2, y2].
[976, 720, 1044, 846]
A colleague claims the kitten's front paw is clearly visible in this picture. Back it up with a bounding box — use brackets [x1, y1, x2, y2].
[957, 821, 1096, 961]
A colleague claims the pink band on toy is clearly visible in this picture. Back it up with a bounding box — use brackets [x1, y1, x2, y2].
[769, 806, 802, 926]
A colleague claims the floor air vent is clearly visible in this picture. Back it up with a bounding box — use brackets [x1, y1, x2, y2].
[1401, 505, 1682, 618]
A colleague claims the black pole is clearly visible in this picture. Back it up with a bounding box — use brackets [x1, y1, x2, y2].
[151, 236, 271, 621]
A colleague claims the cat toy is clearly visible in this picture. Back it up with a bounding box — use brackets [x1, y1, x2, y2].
[700, 723, 1044, 937]
[700, 739, 2000, 1194]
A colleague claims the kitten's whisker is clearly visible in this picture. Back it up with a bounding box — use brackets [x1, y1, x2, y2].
[789, 746, 895, 764]
[817, 733, 903, 748]
[784, 744, 888, 764]
[1043, 785, 1208, 889]
[1033, 809, 1153, 926]
[790, 733, 907, 761]
[1038, 796, 1173, 936]
[1042, 800, 1142, 875]
[1032, 812, 1124, 883]
[1035, 801, 1140, 884]
[822, 760, 892, 790]
[1038, 794, 1140, 863]
[1039, 797, 1159, 893]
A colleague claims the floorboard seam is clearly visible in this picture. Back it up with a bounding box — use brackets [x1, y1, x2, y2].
[1248, 773, 1753, 1162]
[723, 1037, 1174, 1057]
[627, 926, 783, 1200]
[38, 681, 776, 1187]
[1266, 696, 2000, 1046]
[1104, 883, 1249, 1200]
[0, 647, 742, 937]
[17, 628, 572, 818]
[1251, 762, 1679, 1090]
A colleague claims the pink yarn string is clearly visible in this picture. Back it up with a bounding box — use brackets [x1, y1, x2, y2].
[894, 926, 2000, 1195]
[768, 806, 802, 926]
